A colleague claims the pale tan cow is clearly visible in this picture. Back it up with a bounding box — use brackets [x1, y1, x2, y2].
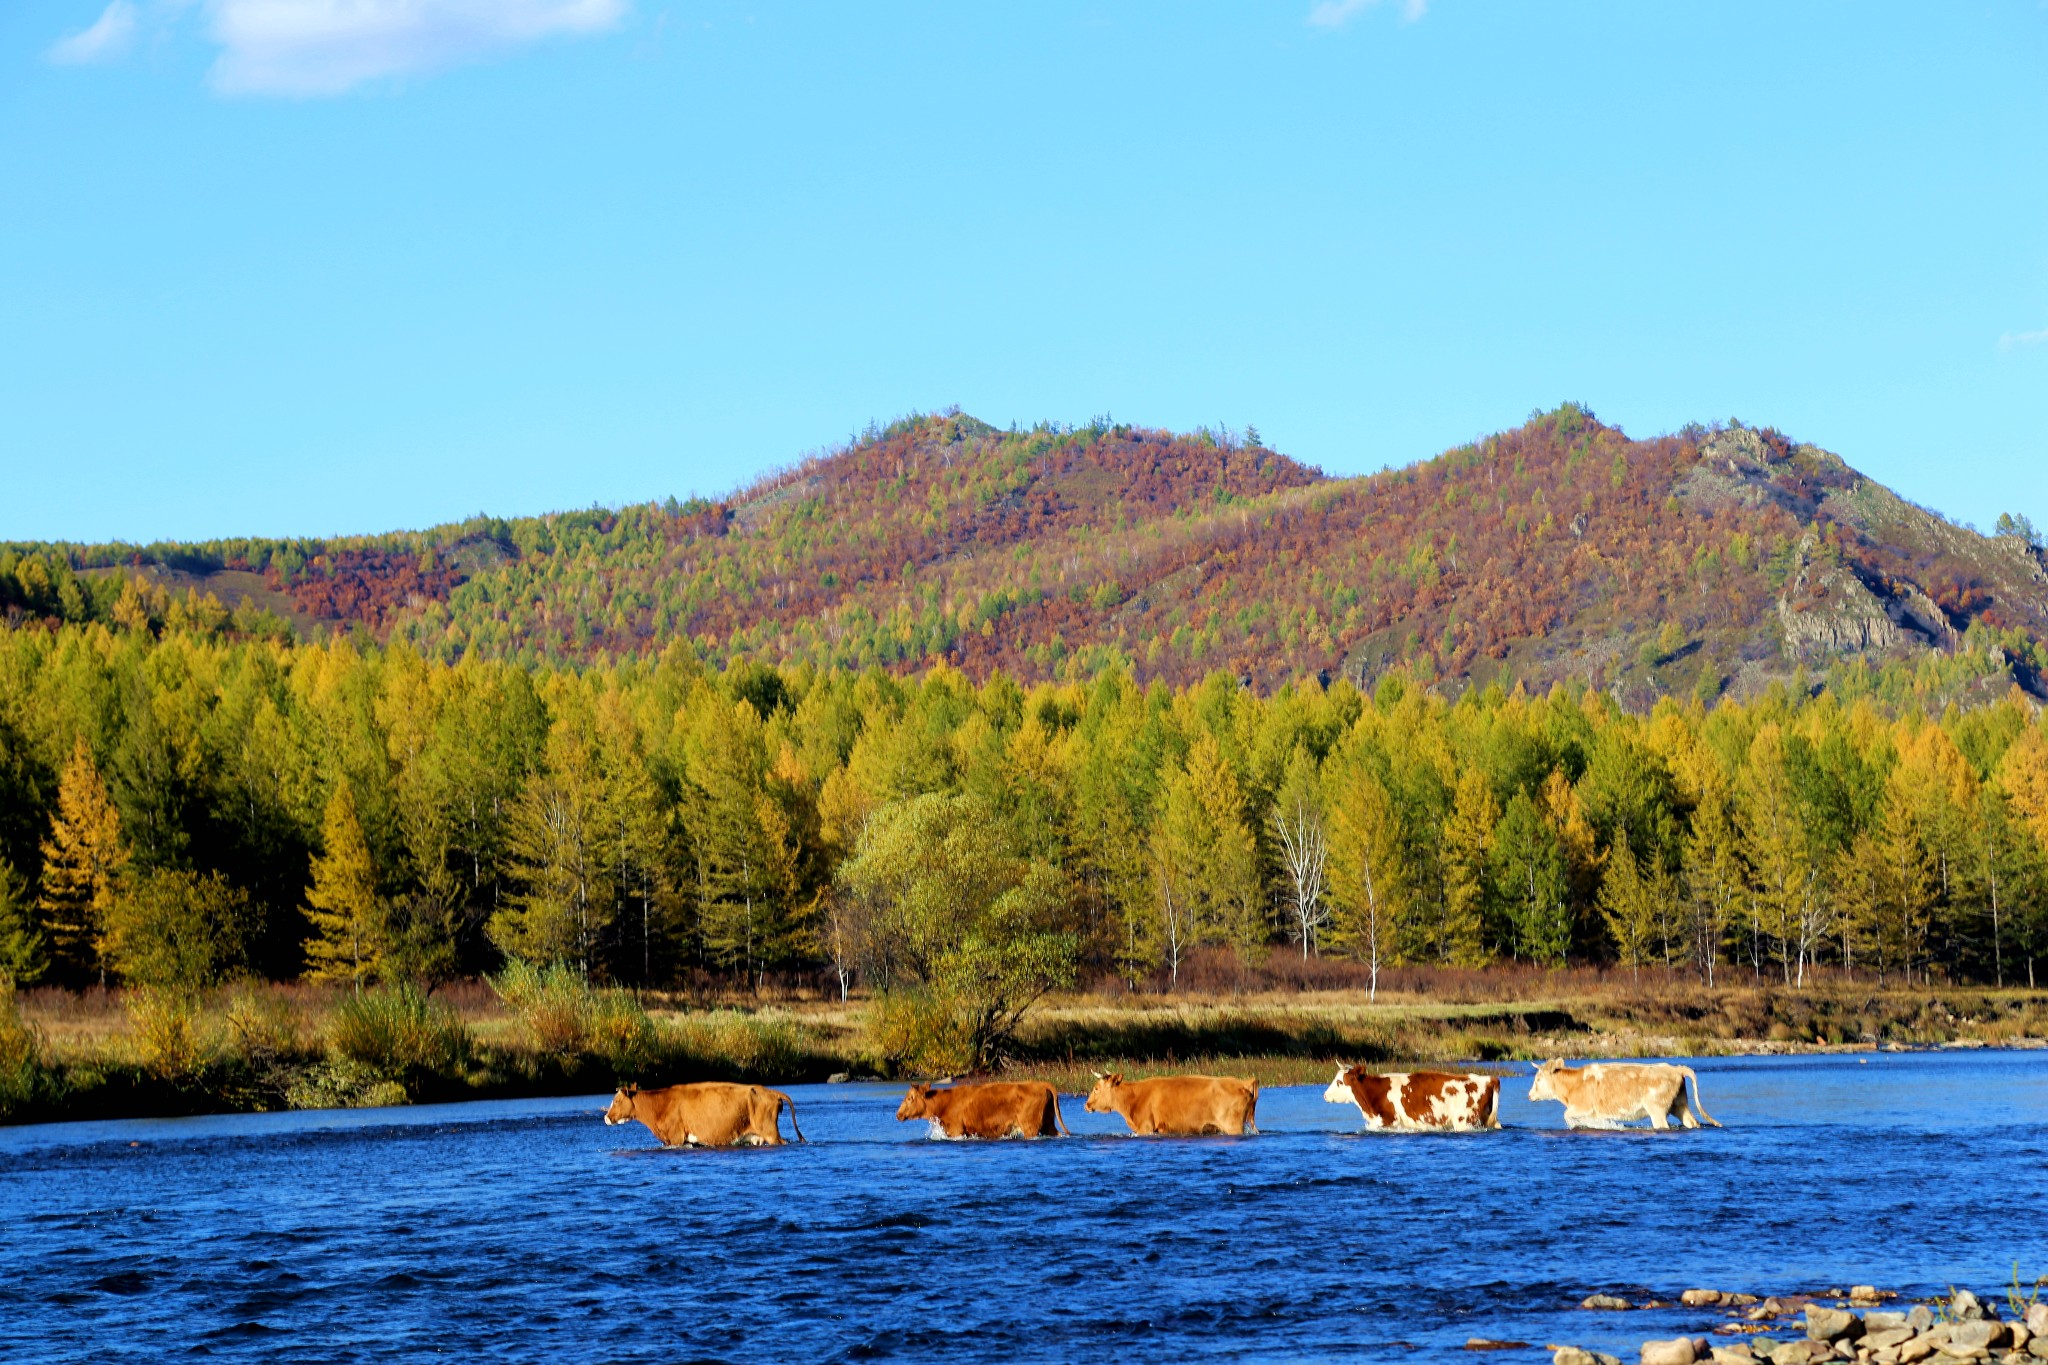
[1083, 1072, 1259, 1136]
[1527, 1059, 1720, 1130]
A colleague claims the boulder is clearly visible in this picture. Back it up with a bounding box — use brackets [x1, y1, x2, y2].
[1709, 1348, 1757, 1364]
[1641, 1339, 1700, 1365]
[1868, 1314, 1911, 1331]
[1729, 1296, 1761, 1308]
[1554, 1351, 1597, 1365]
[1911, 1308, 1937, 1332]
[2029, 1337, 2048, 1360]
[1805, 1307, 1863, 1342]
[2029, 1306, 2048, 1339]
[1948, 1321, 2012, 1353]
[1955, 1291, 1987, 1322]
[1685, 1291, 1727, 1308]
[1852, 1287, 1886, 1304]
[1585, 1295, 1634, 1311]
[1765, 1342, 1829, 1364]
[1866, 1328, 1918, 1351]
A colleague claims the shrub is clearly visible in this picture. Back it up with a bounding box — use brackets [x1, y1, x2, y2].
[222, 984, 306, 1066]
[327, 983, 469, 1090]
[127, 988, 207, 1082]
[0, 981, 49, 1118]
[864, 988, 974, 1077]
[489, 960, 656, 1073]
[672, 1009, 818, 1081]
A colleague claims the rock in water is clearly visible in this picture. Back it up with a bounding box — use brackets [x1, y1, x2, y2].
[1683, 1290, 1726, 1307]
[1804, 1306, 1862, 1342]
[1582, 1294, 1632, 1311]
[1641, 1337, 1706, 1364]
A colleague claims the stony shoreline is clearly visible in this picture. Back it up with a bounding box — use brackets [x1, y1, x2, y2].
[1544, 1287, 2048, 1365]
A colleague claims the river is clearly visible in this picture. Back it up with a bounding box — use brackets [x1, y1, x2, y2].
[4, 1050, 2046, 1362]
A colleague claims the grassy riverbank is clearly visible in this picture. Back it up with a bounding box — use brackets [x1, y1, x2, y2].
[5, 971, 2047, 1126]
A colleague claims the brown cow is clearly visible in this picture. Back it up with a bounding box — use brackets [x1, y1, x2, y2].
[1322, 1066, 1500, 1132]
[603, 1082, 806, 1147]
[1528, 1059, 1721, 1130]
[895, 1081, 1071, 1139]
[1082, 1071, 1259, 1136]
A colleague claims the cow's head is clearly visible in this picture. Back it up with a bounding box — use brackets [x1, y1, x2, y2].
[895, 1083, 933, 1122]
[1083, 1072, 1123, 1114]
[1322, 1065, 1358, 1105]
[604, 1084, 640, 1127]
[1527, 1058, 1565, 1103]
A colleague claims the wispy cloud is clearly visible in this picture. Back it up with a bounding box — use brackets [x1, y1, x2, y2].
[1306, 0, 1429, 28]
[203, 0, 628, 95]
[47, 1, 140, 65]
[1999, 328, 2048, 350]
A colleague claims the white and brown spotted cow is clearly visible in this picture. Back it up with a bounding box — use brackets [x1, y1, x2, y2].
[1322, 1066, 1500, 1132]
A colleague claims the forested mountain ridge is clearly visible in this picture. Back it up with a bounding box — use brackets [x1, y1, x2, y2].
[4, 406, 2045, 704]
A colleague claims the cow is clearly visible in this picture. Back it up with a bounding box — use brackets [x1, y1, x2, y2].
[1083, 1071, 1259, 1136]
[1322, 1066, 1501, 1132]
[1527, 1059, 1721, 1130]
[895, 1080, 1071, 1139]
[603, 1082, 806, 1147]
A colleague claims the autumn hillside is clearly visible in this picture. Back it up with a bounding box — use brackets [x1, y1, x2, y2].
[5, 407, 2045, 705]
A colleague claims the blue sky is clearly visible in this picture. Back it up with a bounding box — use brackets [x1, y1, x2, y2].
[3, 1, 2044, 544]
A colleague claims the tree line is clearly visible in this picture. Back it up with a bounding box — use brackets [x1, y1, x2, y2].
[3, 620, 2048, 1012]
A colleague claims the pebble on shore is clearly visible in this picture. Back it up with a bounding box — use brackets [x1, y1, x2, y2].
[1550, 1288, 2048, 1365]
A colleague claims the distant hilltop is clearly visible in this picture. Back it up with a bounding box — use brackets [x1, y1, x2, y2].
[4, 406, 2045, 706]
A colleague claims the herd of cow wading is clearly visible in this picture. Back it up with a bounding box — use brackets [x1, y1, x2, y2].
[600, 1059, 1721, 1148]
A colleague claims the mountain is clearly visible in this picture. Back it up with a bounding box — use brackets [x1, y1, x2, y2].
[6, 406, 2045, 705]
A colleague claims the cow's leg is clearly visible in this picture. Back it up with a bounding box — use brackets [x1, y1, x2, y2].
[1648, 1108, 1670, 1130]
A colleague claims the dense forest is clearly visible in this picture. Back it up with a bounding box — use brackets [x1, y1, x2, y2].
[7, 406, 2046, 706]
[2, 619, 2046, 1017]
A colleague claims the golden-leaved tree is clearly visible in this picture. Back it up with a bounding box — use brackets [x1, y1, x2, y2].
[303, 783, 388, 989]
[37, 739, 128, 985]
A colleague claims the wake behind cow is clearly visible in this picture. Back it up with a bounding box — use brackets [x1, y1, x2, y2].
[1084, 1072, 1259, 1136]
[1528, 1059, 1720, 1130]
[604, 1082, 806, 1147]
[1323, 1066, 1500, 1132]
[896, 1081, 1070, 1139]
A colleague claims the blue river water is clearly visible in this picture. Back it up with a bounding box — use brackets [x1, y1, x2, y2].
[3, 1050, 2047, 1363]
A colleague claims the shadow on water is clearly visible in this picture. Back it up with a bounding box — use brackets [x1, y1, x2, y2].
[3, 1052, 2047, 1362]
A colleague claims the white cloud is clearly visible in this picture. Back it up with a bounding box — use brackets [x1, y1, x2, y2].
[2000, 328, 2048, 350]
[48, 1, 141, 65]
[203, 0, 628, 96]
[1306, 0, 1429, 27]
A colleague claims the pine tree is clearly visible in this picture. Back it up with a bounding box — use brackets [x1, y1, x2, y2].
[1325, 751, 1406, 1000]
[1437, 768, 1496, 965]
[493, 721, 613, 973]
[37, 738, 128, 985]
[0, 857, 48, 986]
[303, 784, 387, 989]
[1680, 777, 1743, 986]
[1598, 839, 1659, 980]
[1491, 792, 1569, 964]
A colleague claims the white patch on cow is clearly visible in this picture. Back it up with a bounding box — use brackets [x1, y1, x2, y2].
[1322, 1069, 1351, 1106]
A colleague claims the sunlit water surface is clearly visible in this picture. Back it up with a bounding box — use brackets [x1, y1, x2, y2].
[4, 1050, 2046, 1362]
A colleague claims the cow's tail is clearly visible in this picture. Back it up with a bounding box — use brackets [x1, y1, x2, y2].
[771, 1089, 807, 1143]
[1679, 1067, 1720, 1128]
[1480, 1075, 1502, 1130]
[1047, 1086, 1072, 1137]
